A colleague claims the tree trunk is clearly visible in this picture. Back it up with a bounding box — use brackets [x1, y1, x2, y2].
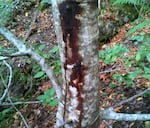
[51, 0, 100, 127]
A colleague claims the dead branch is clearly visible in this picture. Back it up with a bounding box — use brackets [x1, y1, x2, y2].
[100, 88, 150, 121]
[0, 101, 42, 106]
[24, 9, 39, 41]
[113, 87, 150, 108]
[2, 60, 30, 128]
[100, 107, 150, 121]
[0, 60, 13, 104]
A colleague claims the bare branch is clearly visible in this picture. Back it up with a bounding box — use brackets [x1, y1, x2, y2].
[113, 87, 150, 108]
[0, 52, 29, 60]
[8, 94, 30, 128]
[30, 51, 62, 100]
[102, 120, 112, 128]
[0, 25, 28, 52]
[99, 64, 118, 74]
[100, 88, 150, 121]
[0, 60, 12, 103]
[100, 107, 150, 121]
[24, 9, 39, 41]
[0, 56, 10, 60]
[0, 100, 42, 106]
[2, 60, 30, 128]
[0, 25, 62, 100]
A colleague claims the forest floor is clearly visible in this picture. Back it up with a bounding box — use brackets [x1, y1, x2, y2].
[0, 2, 150, 128]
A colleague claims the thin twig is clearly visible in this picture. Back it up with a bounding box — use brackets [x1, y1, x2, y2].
[0, 73, 7, 87]
[0, 100, 42, 106]
[98, 0, 101, 10]
[102, 120, 112, 128]
[99, 67, 119, 74]
[99, 63, 122, 74]
[8, 94, 30, 128]
[12, 0, 21, 6]
[113, 87, 150, 108]
[0, 52, 29, 57]
[0, 56, 9, 60]
[138, 2, 144, 18]
[24, 9, 39, 41]
[100, 87, 150, 121]
[0, 60, 12, 104]
[3, 60, 30, 128]
[0, 52, 29, 60]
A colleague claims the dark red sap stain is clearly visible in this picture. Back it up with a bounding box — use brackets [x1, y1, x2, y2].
[59, 1, 86, 127]
[59, 1, 82, 63]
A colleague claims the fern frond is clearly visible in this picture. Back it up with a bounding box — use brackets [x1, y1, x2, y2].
[126, 20, 150, 36]
[113, 0, 143, 6]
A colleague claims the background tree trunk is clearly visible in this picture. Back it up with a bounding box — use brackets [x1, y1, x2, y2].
[51, 0, 100, 127]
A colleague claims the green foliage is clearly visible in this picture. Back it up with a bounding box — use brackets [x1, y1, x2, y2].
[0, 0, 15, 25]
[124, 70, 139, 87]
[113, 0, 143, 5]
[109, 83, 117, 88]
[0, 45, 17, 55]
[49, 45, 62, 76]
[135, 41, 150, 62]
[99, 33, 150, 87]
[112, 69, 139, 87]
[101, 91, 108, 97]
[35, 45, 60, 105]
[38, 0, 51, 11]
[0, 42, 61, 128]
[145, 121, 150, 128]
[113, 0, 150, 14]
[144, 90, 150, 97]
[113, 73, 123, 84]
[23, 1, 32, 7]
[0, 107, 14, 127]
[33, 44, 61, 79]
[133, 35, 150, 80]
[34, 71, 45, 79]
[37, 87, 59, 106]
[126, 20, 150, 36]
[0, 0, 39, 25]
[99, 44, 129, 64]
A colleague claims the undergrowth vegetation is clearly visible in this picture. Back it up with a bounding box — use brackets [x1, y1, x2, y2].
[113, 0, 150, 14]
[0, 107, 14, 128]
[33, 44, 61, 79]
[37, 87, 59, 106]
[99, 19, 150, 88]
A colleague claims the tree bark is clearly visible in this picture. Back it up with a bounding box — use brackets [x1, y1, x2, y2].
[51, 0, 100, 127]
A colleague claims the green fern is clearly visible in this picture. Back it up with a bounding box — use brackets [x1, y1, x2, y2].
[113, 0, 143, 5]
[126, 19, 150, 36]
